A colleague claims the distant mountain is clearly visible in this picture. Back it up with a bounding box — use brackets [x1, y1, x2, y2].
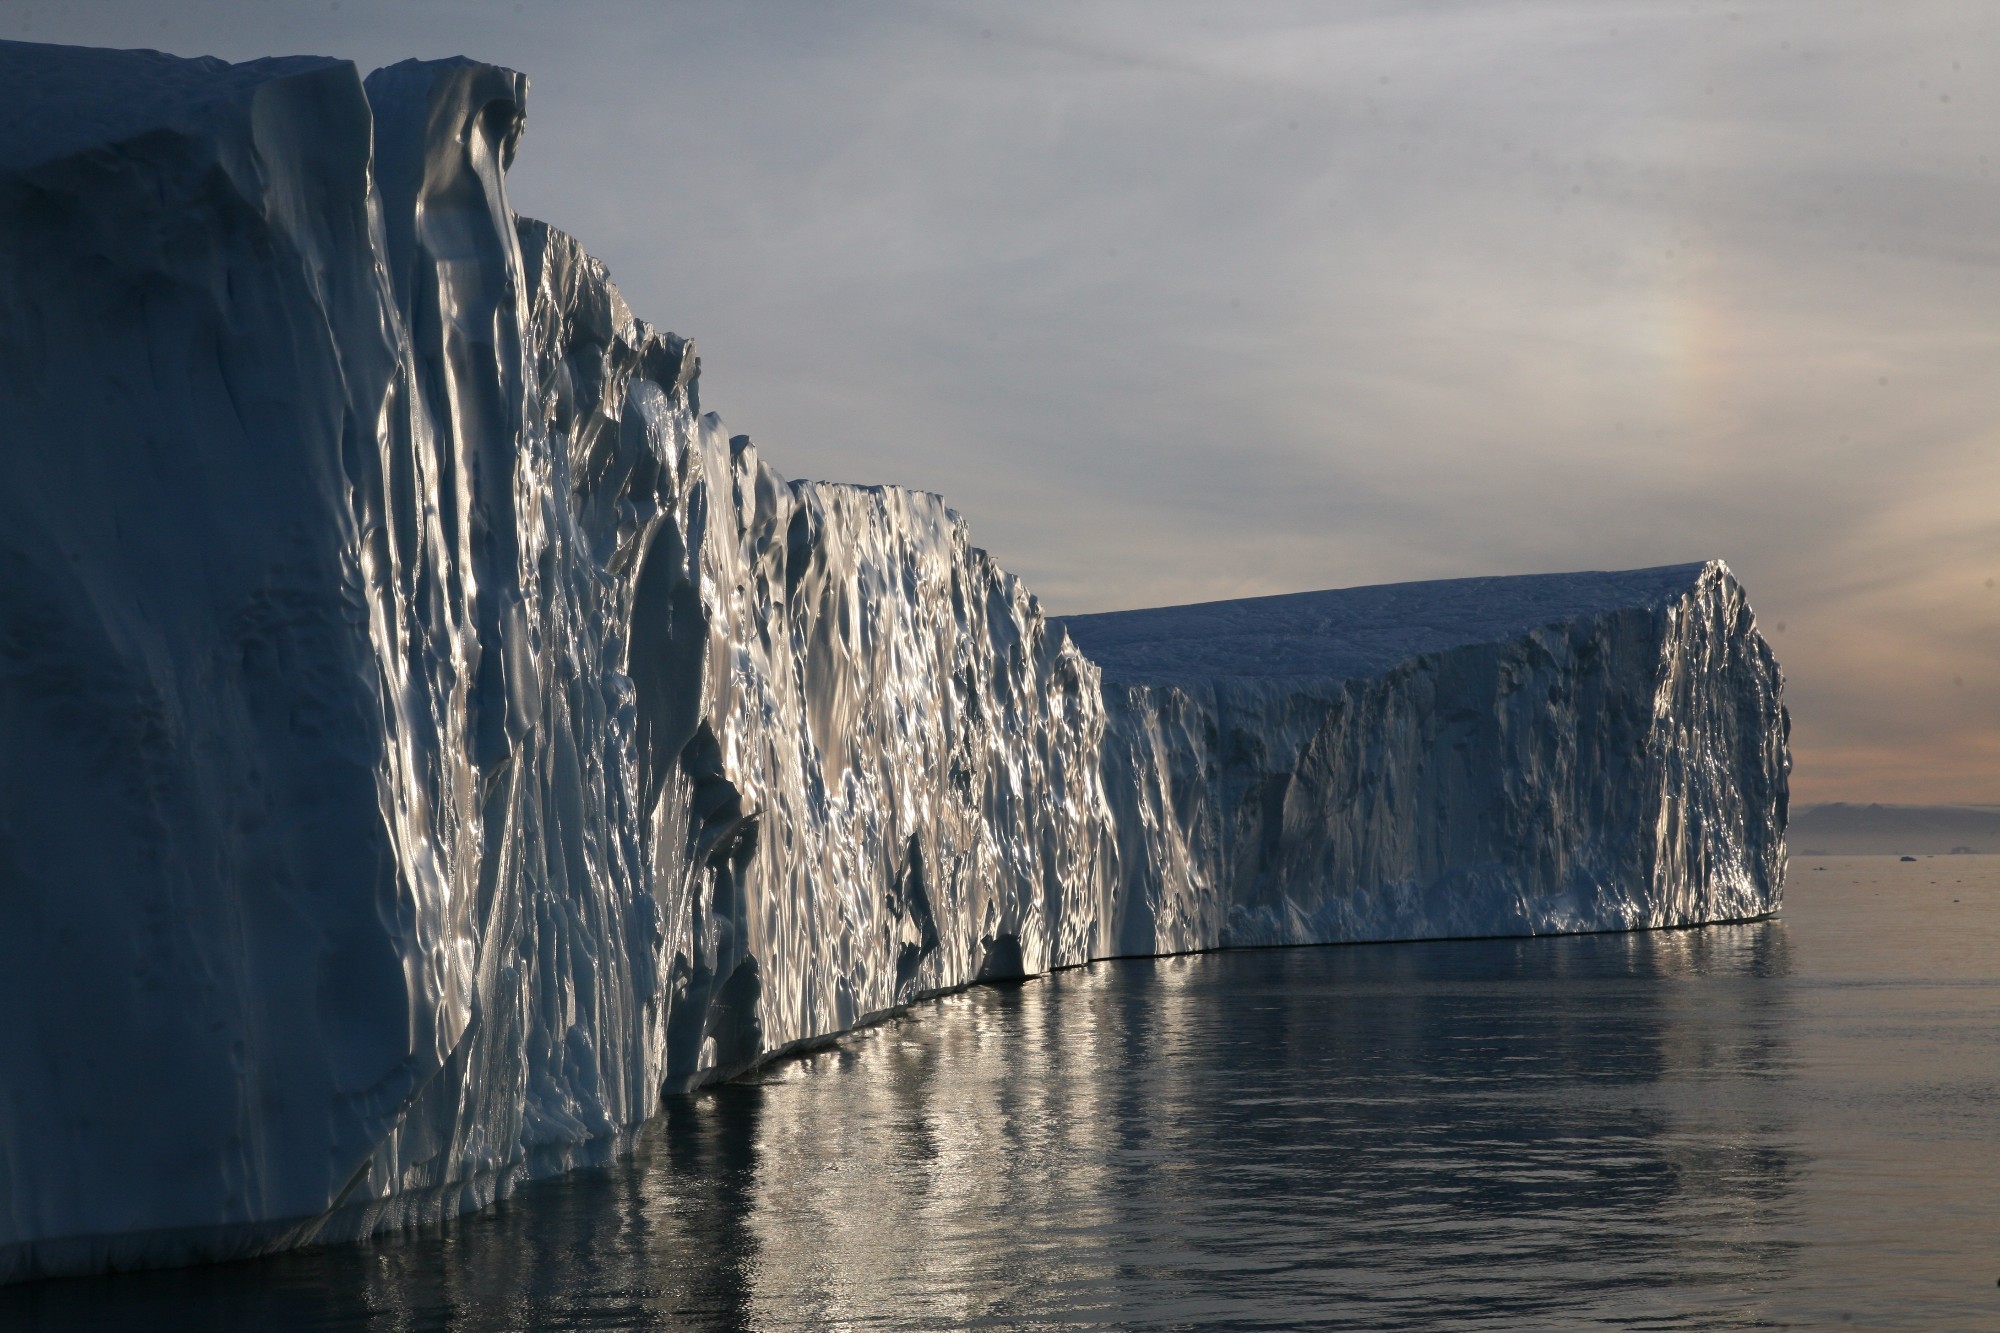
[1790, 803, 2000, 856]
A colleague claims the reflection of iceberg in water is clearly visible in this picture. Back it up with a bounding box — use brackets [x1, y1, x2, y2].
[665, 922, 1803, 1330]
[0, 922, 1798, 1328]
[653, 931, 1801, 1330]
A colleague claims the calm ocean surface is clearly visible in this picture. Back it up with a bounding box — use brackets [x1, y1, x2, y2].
[11, 856, 2000, 1330]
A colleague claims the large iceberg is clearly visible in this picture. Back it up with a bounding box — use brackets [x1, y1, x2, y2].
[1062, 563, 1789, 956]
[0, 42, 1787, 1281]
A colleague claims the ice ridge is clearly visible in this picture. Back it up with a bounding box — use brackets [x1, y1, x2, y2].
[0, 42, 1788, 1282]
[1058, 563, 1714, 685]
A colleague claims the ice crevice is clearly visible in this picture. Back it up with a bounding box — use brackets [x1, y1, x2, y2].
[0, 43, 1789, 1282]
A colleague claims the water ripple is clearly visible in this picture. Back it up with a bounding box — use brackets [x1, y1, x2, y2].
[10, 858, 2000, 1329]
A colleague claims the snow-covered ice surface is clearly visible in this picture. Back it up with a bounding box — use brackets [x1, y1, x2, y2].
[0, 42, 1786, 1282]
[1061, 563, 1789, 955]
[1063, 565, 1726, 686]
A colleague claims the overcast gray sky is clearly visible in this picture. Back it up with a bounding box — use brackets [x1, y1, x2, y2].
[9, 1, 1998, 803]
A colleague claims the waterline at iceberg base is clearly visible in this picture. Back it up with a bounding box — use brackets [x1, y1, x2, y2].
[0, 43, 1789, 1283]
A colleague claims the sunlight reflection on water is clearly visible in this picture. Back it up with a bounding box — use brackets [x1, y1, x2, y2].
[10, 856, 2000, 1330]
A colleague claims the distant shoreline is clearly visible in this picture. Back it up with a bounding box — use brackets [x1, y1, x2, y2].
[1789, 803, 2000, 857]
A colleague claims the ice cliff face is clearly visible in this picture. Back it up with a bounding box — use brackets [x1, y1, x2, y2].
[0, 42, 1785, 1282]
[0, 43, 1112, 1280]
[526, 223, 1116, 1085]
[0, 45, 656, 1276]
[1060, 563, 1789, 955]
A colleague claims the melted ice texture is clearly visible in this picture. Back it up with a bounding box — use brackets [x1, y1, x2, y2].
[0, 43, 1788, 1281]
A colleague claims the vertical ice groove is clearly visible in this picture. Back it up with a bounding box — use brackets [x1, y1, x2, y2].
[0, 43, 1786, 1281]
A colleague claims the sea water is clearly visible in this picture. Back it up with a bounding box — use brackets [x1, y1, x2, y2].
[8, 856, 2000, 1330]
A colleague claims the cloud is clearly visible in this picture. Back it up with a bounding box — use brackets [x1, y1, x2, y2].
[9, 0, 1997, 800]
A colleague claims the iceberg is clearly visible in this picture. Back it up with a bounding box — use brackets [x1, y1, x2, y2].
[1061, 563, 1789, 956]
[0, 41, 1788, 1282]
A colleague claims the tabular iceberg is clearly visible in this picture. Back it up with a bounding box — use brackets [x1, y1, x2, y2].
[1060, 563, 1789, 956]
[0, 41, 1786, 1282]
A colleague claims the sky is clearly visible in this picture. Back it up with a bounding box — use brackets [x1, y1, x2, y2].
[5, 1, 1997, 804]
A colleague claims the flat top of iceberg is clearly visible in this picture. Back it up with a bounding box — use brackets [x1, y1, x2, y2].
[0, 42, 342, 172]
[1057, 562, 1713, 686]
